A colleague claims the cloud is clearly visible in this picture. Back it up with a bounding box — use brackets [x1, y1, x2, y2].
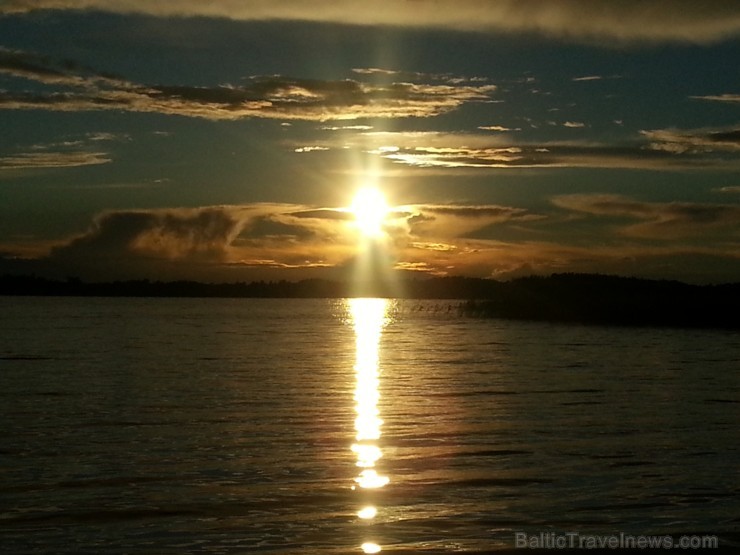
[352, 68, 491, 85]
[0, 150, 111, 169]
[552, 194, 740, 239]
[299, 129, 740, 171]
[385, 204, 740, 279]
[229, 258, 333, 270]
[5, 198, 740, 283]
[642, 126, 740, 154]
[52, 206, 251, 263]
[392, 261, 442, 274]
[294, 146, 330, 153]
[286, 208, 353, 221]
[4, 1, 740, 44]
[0, 132, 128, 170]
[8, 199, 546, 280]
[408, 238, 740, 282]
[376, 140, 704, 170]
[87, 132, 128, 142]
[36, 203, 376, 281]
[0, 50, 497, 121]
[478, 125, 521, 132]
[409, 242, 458, 252]
[691, 93, 740, 103]
[352, 68, 400, 76]
[320, 125, 374, 131]
[0, 47, 124, 88]
[421, 205, 537, 220]
[714, 186, 740, 194]
[400, 203, 544, 242]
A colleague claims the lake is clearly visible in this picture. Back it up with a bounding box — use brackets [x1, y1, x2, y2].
[1, 296, 738, 553]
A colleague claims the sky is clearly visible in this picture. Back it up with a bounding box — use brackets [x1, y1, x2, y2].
[2, 1, 740, 284]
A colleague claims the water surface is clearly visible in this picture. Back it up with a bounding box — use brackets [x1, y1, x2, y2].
[1, 297, 738, 553]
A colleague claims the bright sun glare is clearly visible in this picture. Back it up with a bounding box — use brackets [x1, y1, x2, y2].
[351, 187, 389, 238]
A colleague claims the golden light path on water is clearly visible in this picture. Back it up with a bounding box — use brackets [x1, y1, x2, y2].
[349, 297, 390, 554]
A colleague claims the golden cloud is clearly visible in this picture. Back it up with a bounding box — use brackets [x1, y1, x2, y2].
[0, 50, 498, 121]
[302, 129, 740, 171]
[5, 199, 740, 283]
[0, 150, 111, 169]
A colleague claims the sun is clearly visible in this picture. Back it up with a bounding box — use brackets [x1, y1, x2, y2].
[351, 187, 389, 238]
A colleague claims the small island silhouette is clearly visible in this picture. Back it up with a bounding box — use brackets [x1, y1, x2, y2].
[2, 273, 739, 329]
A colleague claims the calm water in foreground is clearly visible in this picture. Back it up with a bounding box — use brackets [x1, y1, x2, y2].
[1, 296, 738, 553]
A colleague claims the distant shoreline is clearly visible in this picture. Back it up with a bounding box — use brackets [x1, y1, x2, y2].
[2, 273, 739, 329]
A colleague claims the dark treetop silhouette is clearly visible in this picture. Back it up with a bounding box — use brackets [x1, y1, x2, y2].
[3, 273, 739, 329]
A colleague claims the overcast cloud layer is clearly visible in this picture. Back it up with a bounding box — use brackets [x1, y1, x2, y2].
[4, 1, 740, 43]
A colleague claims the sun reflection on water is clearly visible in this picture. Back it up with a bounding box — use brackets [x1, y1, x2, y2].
[357, 505, 377, 520]
[349, 297, 389, 552]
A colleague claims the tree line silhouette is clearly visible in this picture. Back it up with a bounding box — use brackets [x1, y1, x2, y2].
[2, 273, 739, 328]
[462, 274, 740, 329]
